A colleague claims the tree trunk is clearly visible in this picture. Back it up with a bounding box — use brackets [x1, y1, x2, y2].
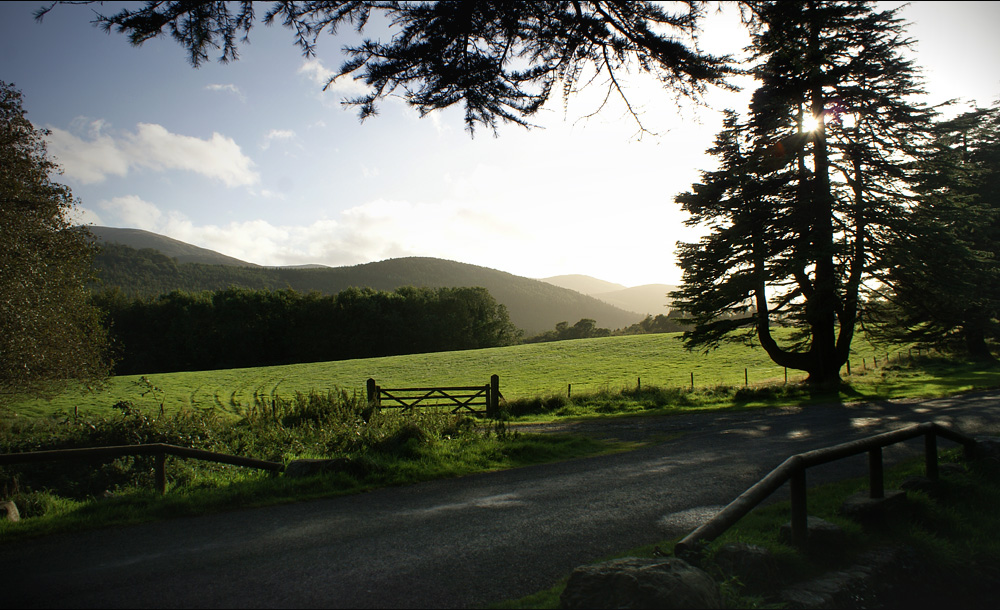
[964, 327, 996, 362]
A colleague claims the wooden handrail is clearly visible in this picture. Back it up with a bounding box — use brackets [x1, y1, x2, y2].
[674, 421, 978, 554]
[0, 443, 284, 495]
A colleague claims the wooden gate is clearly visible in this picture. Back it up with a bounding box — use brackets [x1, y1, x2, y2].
[366, 375, 499, 417]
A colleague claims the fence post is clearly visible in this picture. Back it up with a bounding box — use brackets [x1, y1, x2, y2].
[489, 374, 500, 418]
[367, 378, 378, 408]
[568, 383, 572, 398]
[790, 466, 808, 548]
[745, 368, 748, 387]
[925, 431, 939, 481]
[868, 447, 884, 499]
[690, 372, 694, 390]
[155, 450, 167, 495]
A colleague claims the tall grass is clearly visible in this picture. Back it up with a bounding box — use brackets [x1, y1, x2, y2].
[0, 390, 613, 540]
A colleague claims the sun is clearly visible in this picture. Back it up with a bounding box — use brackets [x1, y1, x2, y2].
[801, 113, 823, 133]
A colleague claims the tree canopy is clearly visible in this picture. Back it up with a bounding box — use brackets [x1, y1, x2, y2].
[36, 0, 735, 134]
[0, 82, 111, 404]
[671, 1, 933, 385]
[879, 103, 1000, 360]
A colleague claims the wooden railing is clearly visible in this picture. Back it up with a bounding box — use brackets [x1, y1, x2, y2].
[674, 421, 978, 554]
[0, 443, 283, 495]
[366, 375, 500, 417]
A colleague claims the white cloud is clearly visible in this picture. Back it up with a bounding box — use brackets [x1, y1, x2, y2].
[298, 58, 370, 97]
[99, 195, 163, 230]
[125, 123, 258, 187]
[205, 83, 245, 101]
[66, 204, 103, 226]
[92, 182, 688, 286]
[261, 129, 296, 150]
[44, 120, 259, 187]
[46, 122, 129, 184]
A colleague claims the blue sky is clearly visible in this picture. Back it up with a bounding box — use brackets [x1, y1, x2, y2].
[2, 1, 998, 287]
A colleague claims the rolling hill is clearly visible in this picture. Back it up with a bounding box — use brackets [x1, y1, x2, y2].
[540, 273, 677, 316]
[87, 226, 645, 335]
[86, 226, 259, 267]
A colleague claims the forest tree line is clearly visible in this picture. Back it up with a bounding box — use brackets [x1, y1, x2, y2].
[93, 286, 522, 375]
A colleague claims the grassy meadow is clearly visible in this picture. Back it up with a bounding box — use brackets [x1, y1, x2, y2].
[8, 330, 938, 420]
[3, 329, 999, 542]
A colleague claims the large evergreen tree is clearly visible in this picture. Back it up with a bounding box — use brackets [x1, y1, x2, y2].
[0, 82, 111, 404]
[881, 103, 1000, 360]
[37, 1, 734, 134]
[671, 1, 932, 386]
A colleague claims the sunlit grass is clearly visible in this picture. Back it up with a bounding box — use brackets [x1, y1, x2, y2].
[9, 331, 947, 421]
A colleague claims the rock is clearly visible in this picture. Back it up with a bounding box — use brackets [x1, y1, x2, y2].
[779, 516, 847, 552]
[284, 458, 353, 478]
[778, 546, 909, 609]
[712, 542, 779, 592]
[560, 556, 721, 609]
[969, 437, 1000, 461]
[1, 500, 19, 522]
[840, 489, 907, 524]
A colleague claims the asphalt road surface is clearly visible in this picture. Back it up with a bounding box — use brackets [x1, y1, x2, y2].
[3, 391, 999, 608]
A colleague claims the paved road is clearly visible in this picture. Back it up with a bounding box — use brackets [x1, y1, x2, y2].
[3, 392, 999, 608]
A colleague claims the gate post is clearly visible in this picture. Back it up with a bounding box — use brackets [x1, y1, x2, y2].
[489, 374, 500, 418]
[367, 378, 379, 408]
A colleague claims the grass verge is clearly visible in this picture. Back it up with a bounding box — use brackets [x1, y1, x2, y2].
[0, 392, 623, 543]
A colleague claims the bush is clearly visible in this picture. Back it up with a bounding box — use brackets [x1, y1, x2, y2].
[0, 390, 487, 504]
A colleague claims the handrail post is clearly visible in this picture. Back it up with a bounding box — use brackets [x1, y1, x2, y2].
[155, 449, 167, 495]
[925, 431, 939, 481]
[868, 447, 884, 499]
[790, 465, 807, 548]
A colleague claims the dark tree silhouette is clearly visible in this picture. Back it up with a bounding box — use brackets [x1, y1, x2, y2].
[880, 103, 1000, 360]
[671, 2, 933, 386]
[36, 0, 735, 134]
[0, 82, 111, 404]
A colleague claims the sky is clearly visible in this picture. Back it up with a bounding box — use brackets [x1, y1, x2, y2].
[2, 2, 998, 287]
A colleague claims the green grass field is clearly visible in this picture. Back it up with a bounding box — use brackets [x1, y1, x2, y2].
[9, 330, 953, 420]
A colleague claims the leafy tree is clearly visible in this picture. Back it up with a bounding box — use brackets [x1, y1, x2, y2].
[37, 0, 734, 134]
[880, 104, 1000, 360]
[0, 82, 111, 404]
[525, 317, 610, 343]
[671, 2, 932, 386]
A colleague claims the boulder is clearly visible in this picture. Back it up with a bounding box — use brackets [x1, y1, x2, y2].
[712, 542, 779, 592]
[779, 516, 847, 552]
[284, 458, 352, 478]
[840, 489, 908, 525]
[560, 556, 721, 609]
[1, 500, 19, 522]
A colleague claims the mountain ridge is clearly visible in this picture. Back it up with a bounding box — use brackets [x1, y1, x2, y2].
[86, 226, 645, 335]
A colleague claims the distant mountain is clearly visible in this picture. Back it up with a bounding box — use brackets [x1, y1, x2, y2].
[87, 230, 645, 335]
[86, 226, 259, 267]
[541, 274, 627, 295]
[540, 273, 677, 316]
[593, 284, 678, 316]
